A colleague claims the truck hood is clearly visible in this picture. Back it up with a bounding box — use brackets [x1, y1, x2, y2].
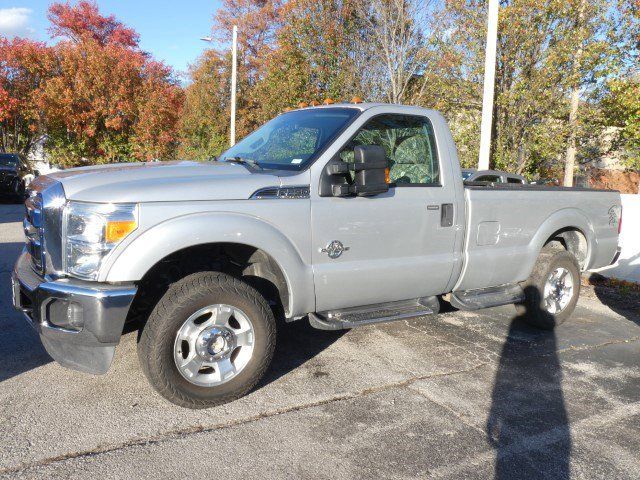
[47, 161, 284, 202]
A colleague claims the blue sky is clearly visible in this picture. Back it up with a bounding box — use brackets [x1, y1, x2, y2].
[0, 1, 223, 74]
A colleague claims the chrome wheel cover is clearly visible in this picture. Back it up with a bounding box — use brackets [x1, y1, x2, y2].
[543, 267, 574, 314]
[173, 304, 255, 387]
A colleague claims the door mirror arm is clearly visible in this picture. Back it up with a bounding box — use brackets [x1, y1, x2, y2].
[319, 157, 352, 197]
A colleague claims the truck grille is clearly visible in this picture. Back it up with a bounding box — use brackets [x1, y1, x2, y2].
[24, 195, 45, 274]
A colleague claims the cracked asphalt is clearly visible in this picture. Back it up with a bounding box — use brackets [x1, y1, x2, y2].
[1, 201, 639, 479]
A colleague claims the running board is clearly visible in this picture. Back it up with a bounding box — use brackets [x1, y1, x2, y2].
[450, 283, 524, 311]
[309, 297, 439, 331]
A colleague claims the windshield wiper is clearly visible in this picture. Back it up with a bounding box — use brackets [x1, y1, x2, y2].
[223, 156, 261, 169]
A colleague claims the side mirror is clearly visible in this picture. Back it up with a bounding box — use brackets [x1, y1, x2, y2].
[352, 145, 389, 196]
[319, 145, 389, 197]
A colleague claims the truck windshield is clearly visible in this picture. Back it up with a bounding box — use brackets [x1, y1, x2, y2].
[219, 107, 359, 170]
[0, 154, 19, 167]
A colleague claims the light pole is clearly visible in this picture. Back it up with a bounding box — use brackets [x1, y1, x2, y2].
[200, 25, 238, 147]
[478, 0, 499, 171]
[230, 25, 237, 146]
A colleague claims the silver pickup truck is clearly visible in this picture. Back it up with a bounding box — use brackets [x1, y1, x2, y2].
[12, 103, 622, 408]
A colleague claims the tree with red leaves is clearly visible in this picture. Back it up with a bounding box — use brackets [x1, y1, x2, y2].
[0, 38, 54, 154]
[0, 1, 183, 165]
[41, 1, 183, 165]
[48, 0, 140, 48]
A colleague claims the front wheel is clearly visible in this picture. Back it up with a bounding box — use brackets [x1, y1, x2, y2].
[137, 272, 276, 408]
[516, 243, 581, 330]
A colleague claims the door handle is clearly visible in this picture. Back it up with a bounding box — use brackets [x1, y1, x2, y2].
[441, 204, 454, 227]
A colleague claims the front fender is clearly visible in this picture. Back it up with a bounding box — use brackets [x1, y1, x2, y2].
[102, 211, 315, 317]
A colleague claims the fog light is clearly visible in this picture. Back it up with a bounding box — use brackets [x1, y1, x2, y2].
[66, 302, 83, 330]
[47, 300, 84, 331]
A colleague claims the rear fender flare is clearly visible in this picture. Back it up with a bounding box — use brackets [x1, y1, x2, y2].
[523, 208, 595, 277]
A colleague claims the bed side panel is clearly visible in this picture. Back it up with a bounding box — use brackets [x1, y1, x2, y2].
[455, 188, 620, 291]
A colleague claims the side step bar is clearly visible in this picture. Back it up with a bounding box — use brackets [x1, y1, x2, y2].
[309, 297, 439, 331]
[450, 283, 524, 311]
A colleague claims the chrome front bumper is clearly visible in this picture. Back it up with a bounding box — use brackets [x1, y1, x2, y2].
[12, 251, 137, 374]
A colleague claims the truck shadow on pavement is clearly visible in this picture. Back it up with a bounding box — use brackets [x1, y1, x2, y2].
[590, 254, 640, 327]
[0, 242, 53, 383]
[487, 287, 571, 479]
[0, 316, 52, 383]
[0, 199, 23, 225]
[256, 319, 345, 389]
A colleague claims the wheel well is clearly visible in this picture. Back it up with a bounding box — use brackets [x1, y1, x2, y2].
[545, 228, 588, 270]
[125, 243, 290, 327]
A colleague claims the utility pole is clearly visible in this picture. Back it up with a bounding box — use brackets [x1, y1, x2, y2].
[478, 0, 499, 171]
[563, 0, 586, 187]
[201, 25, 238, 147]
[230, 25, 238, 147]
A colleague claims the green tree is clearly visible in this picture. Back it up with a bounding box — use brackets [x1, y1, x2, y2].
[601, 78, 640, 169]
[178, 50, 230, 159]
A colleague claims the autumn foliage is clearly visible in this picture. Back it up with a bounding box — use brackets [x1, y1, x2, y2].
[184, 0, 640, 176]
[1, 0, 639, 176]
[0, 1, 182, 166]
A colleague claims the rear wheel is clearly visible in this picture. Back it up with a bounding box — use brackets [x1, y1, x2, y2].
[137, 271, 276, 408]
[516, 242, 581, 330]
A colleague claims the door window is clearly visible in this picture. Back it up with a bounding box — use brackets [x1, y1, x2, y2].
[339, 114, 439, 185]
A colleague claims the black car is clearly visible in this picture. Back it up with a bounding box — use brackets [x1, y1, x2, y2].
[0, 152, 36, 199]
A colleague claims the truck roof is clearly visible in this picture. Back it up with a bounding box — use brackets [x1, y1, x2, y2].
[293, 102, 436, 113]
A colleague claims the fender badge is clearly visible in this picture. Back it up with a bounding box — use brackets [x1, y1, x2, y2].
[608, 205, 621, 227]
[320, 240, 350, 259]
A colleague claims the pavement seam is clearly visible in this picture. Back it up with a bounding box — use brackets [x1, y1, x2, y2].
[0, 361, 489, 476]
[555, 336, 640, 355]
[405, 315, 640, 363]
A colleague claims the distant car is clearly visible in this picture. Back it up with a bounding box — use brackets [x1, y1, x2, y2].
[0, 153, 36, 198]
[462, 169, 527, 184]
[530, 178, 560, 186]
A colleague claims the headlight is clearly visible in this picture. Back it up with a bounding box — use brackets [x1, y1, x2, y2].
[63, 202, 138, 280]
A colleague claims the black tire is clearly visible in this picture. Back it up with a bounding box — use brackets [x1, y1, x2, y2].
[12, 178, 24, 201]
[137, 271, 276, 409]
[515, 242, 581, 330]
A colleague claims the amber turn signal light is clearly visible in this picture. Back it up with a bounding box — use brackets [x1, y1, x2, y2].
[105, 220, 137, 243]
[385, 167, 390, 184]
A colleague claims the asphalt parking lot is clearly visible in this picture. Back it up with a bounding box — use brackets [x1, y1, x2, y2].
[0, 201, 639, 479]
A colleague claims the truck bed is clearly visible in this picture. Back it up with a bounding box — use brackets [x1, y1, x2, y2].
[455, 184, 621, 292]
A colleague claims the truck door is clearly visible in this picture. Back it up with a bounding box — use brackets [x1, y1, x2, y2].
[310, 113, 458, 312]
